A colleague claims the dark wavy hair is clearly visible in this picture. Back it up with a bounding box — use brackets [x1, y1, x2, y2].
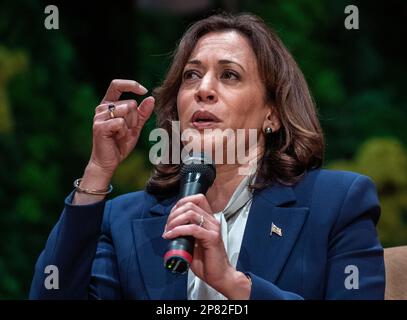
[145, 12, 324, 198]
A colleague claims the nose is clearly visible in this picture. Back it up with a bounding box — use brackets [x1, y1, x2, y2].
[194, 73, 218, 104]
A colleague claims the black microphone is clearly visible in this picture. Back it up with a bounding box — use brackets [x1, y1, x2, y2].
[163, 153, 216, 274]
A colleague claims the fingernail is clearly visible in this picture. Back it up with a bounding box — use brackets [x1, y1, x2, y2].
[139, 85, 148, 94]
[162, 230, 171, 238]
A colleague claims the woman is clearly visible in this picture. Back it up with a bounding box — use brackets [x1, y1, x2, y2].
[29, 13, 385, 300]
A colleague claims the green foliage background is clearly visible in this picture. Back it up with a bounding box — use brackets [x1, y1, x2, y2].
[0, 0, 406, 298]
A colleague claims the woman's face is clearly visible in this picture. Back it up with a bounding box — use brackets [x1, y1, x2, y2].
[177, 30, 278, 159]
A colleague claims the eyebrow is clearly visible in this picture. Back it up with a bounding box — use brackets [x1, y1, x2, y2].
[186, 59, 246, 72]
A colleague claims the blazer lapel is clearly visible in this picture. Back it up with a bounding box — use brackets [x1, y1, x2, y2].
[131, 184, 309, 299]
[237, 184, 310, 283]
[132, 198, 188, 300]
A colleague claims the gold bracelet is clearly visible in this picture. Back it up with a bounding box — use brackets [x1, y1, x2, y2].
[73, 178, 113, 195]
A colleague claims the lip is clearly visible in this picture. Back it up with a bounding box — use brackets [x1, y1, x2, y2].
[190, 110, 221, 129]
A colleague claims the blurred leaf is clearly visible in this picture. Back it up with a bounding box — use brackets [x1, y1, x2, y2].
[0, 47, 28, 134]
[14, 194, 43, 223]
[328, 137, 407, 246]
[356, 138, 407, 189]
[113, 152, 152, 192]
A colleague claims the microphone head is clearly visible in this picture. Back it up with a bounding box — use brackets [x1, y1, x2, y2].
[180, 152, 216, 192]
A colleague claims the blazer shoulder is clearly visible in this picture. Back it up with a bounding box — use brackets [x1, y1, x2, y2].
[305, 168, 377, 194]
[311, 167, 368, 180]
[304, 168, 380, 225]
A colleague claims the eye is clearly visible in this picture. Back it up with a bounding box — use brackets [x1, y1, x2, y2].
[221, 70, 240, 81]
[183, 70, 200, 81]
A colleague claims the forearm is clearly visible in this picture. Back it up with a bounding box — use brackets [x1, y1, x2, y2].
[218, 268, 303, 300]
[219, 269, 252, 300]
[29, 193, 106, 299]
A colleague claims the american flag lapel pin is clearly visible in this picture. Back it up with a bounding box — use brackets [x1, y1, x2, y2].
[270, 222, 283, 237]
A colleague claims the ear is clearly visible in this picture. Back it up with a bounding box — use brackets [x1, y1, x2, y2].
[263, 105, 281, 133]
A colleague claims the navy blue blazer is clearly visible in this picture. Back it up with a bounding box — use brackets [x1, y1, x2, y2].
[29, 169, 385, 299]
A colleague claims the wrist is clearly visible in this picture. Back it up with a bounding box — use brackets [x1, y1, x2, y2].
[218, 268, 251, 300]
[71, 162, 113, 205]
[83, 161, 114, 188]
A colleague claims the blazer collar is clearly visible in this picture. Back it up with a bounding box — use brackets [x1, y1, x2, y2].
[132, 183, 308, 299]
[255, 183, 297, 206]
[148, 195, 180, 216]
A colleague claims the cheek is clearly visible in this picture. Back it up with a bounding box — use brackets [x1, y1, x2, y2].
[176, 92, 182, 114]
[230, 100, 266, 128]
[176, 93, 188, 121]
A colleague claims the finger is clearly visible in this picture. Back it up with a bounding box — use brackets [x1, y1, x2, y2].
[95, 100, 141, 130]
[166, 208, 216, 233]
[115, 118, 129, 140]
[102, 79, 148, 103]
[175, 194, 213, 216]
[95, 117, 129, 138]
[94, 99, 138, 115]
[130, 96, 155, 136]
[169, 200, 181, 213]
[168, 201, 204, 219]
[163, 224, 216, 242]
[94, 102, 134, 123]
[167, 202, 216, 228]
[137, 96, 155, 119]
[165, 202, 218, 236]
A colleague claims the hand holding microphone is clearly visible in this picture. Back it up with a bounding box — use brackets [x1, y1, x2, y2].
[163, 153, 216, 273]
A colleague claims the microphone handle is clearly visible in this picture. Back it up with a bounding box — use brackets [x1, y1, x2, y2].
[164, 181, 208, 274]
[180, 181, 205, 198]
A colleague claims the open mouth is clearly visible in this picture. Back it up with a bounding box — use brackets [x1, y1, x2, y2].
[191, 110, 220, 127]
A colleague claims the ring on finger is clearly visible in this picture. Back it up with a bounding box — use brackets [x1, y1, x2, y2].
[198, 215, 205, 228]
[108, 104, 116, 119]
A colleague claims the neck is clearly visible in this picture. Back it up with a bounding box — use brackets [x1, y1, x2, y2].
[205, 164, 247, 213]
[203, 139, 265, 213]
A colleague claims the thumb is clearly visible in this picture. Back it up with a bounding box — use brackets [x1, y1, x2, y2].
[131, 96, 155, 136]
[138, 96, 155, 120]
